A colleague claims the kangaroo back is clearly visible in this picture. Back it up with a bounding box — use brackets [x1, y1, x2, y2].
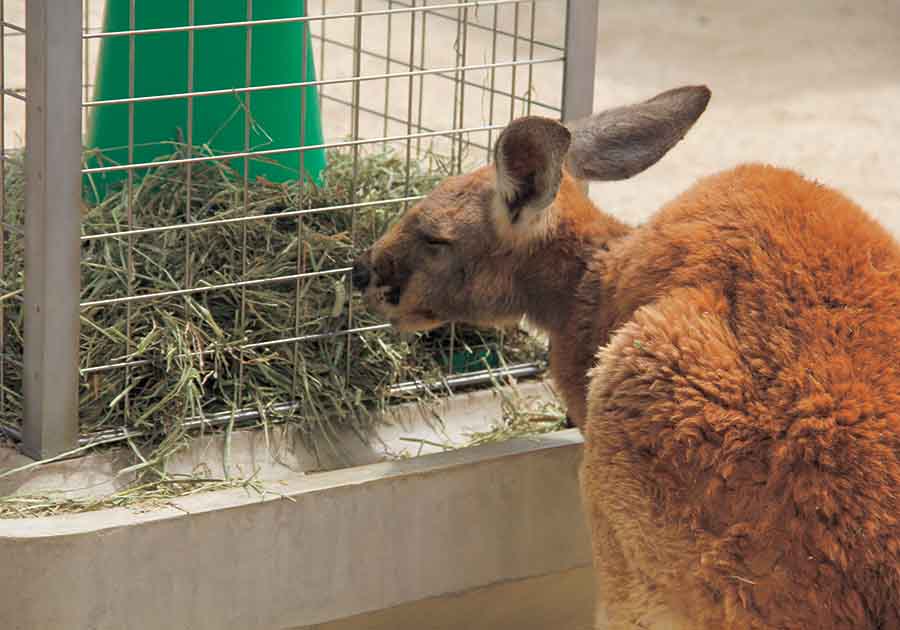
[583, 163, 900, 629]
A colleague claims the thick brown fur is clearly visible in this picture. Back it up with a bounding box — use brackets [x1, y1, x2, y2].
[353, 86, 900, 628]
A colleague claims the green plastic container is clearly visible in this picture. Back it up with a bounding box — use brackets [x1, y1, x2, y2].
[85, 0, 326, 202]
[450, 346, 501, 374]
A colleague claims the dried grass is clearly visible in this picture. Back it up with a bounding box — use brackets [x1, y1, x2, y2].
[0, 144, 549, 508]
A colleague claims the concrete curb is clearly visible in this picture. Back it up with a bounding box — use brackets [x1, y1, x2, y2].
[0, 430, 590, 630]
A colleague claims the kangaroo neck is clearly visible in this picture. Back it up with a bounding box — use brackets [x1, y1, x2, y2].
[517, 240, 591, 332]
[518, 178, 632, 427]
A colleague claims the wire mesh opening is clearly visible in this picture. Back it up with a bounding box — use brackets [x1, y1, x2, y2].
[2, 0, 571, 451]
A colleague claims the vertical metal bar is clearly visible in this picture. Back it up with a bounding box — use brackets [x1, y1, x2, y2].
[508, 2, 520, 121]
[525, 0, 537, 116]
[382, 0, 394, 146]
[182, 2, 197, 421]
[445, 3, 468, 375]
[185, 0, 195, 293]
[561, 0, 598, 124]
[448, 1, 472, 374]
[0, 0, 6, 419]
[485, 4, 499, 161]
[124, 0, 136, 424]
[454, 1, 469, 173]
[292, 5, 311, 400]
[317, 0, 326, 112]
[299, 6, 309, 190]
[502, 1, 525, 359]
[448, 5, 462, 169]
[82, 0, 90, 130]
[237, 0, 253, 411]
[402, 0, 417, 215]
[22, 0, 83, 458]
[346, 0, 363, 381]
[414, 6, 427, 157]
[562, 0, 597, 195]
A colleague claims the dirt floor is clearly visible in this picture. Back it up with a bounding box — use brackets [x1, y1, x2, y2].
[586, 0, 900, 238]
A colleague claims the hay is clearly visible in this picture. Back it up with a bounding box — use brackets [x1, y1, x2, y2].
[0, 144, 547, 472]
[463, 385, 567, 447]
[459, 357, 567, 448]
[0, 476, 269, 519]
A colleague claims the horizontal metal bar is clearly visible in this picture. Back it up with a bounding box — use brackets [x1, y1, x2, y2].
[78, 403, 302, 446]
[390, 362, 544, 395]
[73, 362, 546, 447]
[81, 194, 426, 242]
[83, 56, 564, 108]
[241, 323, 392, 350]
[80, 357, 152, 375]
[80, 323, 392, 375]
[80, 267, 351, 308]
[313, 35, 562, 114]
[2, 88, 26, 102]
[82, 123, 506, 174]
[81, 0, 532, 40]
[318, 93, 492, 154]
[0, 425, 22, 442]
[1, 20, 25, 34]
[388, 0, 564, 52]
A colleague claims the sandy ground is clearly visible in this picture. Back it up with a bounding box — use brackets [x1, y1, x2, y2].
[587, 0, 900, 238]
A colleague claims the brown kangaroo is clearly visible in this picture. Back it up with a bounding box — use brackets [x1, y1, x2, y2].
[352, 86, 900, 629]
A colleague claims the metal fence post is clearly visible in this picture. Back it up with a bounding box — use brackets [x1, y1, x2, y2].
[21, 1, 82, 459]
[561, 0, 599, 124]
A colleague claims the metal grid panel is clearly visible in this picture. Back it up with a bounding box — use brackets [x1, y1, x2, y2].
[2, 0, 594, 458]
[0, 2, 15, 446]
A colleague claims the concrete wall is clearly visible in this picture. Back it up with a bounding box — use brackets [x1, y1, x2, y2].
[295, 566, 595, 630]
[0, 430, 592, 630]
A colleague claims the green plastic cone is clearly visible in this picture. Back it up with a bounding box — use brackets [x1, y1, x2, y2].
[85, 0, 326, 202]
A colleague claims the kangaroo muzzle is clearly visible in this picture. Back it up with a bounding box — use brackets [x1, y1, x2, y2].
[351, 253, 372, 291]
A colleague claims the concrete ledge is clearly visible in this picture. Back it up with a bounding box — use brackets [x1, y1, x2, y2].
[0, 429, 590, 630]
[0, 381, 558, 500]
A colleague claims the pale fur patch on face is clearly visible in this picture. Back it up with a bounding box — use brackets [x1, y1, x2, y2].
[490, 188, 560, 251]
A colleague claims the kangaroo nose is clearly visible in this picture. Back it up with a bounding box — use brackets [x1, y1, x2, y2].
[351, 258, 371, 291]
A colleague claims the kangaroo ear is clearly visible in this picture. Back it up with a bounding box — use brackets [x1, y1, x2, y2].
[565, 85, 711, 181]
[493, 116, 571, 226]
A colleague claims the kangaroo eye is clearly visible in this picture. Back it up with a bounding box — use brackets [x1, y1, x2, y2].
[423, 235, 452, 247]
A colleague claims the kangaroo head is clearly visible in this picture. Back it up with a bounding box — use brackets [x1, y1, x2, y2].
[352, 85, 711, 332]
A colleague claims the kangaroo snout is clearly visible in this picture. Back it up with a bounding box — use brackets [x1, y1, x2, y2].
[351, 253, 372, 291]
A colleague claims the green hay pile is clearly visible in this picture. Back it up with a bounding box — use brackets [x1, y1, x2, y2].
[0, 145, 547, 466]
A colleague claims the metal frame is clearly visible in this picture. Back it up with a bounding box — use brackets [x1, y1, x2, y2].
[4, 0, 597, 460]
[561, 0, 599, 123]
[20, 1, 83, 459]
[562, 0, 598, 197]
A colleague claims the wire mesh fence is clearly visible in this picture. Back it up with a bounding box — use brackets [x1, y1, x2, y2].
[1, 0, 596, 459]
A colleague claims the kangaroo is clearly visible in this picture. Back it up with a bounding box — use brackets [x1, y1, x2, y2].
[351, 86, 900, 629]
